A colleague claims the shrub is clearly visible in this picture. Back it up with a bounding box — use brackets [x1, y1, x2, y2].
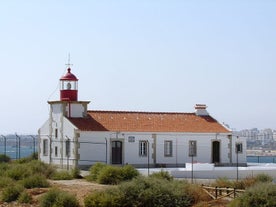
[0, 154, 11, 163]
[51, 170, 73, 180]
[230, 183, 276, 207]
[121, 165, 139, 181]
[27, 160, 56, 178]
[71, 167, 82, 178]
[84, 188, 122, 207]
[1, 184, 24, 202]
[119, 177, 195, 207]
[18, 191, 32, 204]
[21, 174, 50, 188]
[0, 176, 15, 188]
[255, 173, 273, 183]
[97, 166, 122, 185]
[88, 162, 107, 181]
[40, 188, 80, 207]
[6, 164, 31, 180]
[85, 176, 196, 207]
[149, 170, 173, 181]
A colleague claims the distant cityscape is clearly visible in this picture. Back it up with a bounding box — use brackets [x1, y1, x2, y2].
[235, 128, 276, 155]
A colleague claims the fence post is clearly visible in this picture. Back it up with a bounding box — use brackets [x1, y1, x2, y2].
[215, 186, 218, 199]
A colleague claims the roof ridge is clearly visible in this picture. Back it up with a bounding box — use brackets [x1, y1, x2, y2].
[87, 110, 195, 115]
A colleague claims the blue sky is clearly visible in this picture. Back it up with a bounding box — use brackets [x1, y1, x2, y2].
[0, 1, 275, 134]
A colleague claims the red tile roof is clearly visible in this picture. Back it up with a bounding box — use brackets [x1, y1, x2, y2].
[68, 110, 230, 133]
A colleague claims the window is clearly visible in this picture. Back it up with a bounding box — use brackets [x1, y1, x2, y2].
[189, 140, 197, 156]
[139, 141, 148, 157]
[65, 139, 70, 157]
[43, 139, 48, 156]
[55, 146, 58, 157]
[164, 141, 173, 157]
[236, 143, 243, 153]
[55, 129, 58, 139]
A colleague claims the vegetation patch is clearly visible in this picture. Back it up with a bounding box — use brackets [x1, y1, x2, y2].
[21, 174, 50, 188]
[229, 182, 276, 207]
[51, 170, 73, 180]
[1, 184, 24, 202]
[87, 163, 139, 184]
[40, 188, 80, 207]
[85, 176, 203, 207]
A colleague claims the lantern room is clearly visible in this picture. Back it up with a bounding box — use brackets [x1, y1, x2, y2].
[60, 68, 78, 101]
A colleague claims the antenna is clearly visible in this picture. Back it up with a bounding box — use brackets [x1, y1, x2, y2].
[65, 53, 73, 68]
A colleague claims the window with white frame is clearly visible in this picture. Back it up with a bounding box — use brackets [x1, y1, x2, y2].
[189, 140, 197, 156]
[164, 140, 173, 157]
[43, 139, 48, 156]
[139, 141, 148, 157]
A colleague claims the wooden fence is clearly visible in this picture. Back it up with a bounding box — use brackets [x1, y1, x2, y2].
[201, 185, 245, 200]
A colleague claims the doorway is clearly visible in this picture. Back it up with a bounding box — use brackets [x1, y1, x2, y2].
[111, 141, 123, 164]
[212, 141, 220, 163]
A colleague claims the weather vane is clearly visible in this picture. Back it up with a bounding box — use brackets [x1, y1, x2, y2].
[65, 53, 73, 68]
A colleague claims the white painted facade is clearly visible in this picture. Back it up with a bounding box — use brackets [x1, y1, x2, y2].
[39, 103, 247, 170]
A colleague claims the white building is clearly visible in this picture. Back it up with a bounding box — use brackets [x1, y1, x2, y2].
[38, 68, 247, 169]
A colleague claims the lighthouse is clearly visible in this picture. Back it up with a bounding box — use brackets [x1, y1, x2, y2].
[60, 68, 78, 101]
[47, 67, 90, 119]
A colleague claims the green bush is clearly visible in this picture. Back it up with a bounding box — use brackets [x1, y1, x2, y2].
[149, 170, 173, 181]
[6, 164, 31, 180]
[21, 174, 50, 188]
[87, 163, 139, 184]
[85, 176, 195, 207]
[84, 188, 122, 207]
[27, 160, 56, 178]
[1, 184, 24, 202]
[0, 154, 11, 163]
[230, 183, 276, 207]
[71, 167, 81, 178]
[0, 176, 15, 188]
[121, 165, 139, 181]
[40, 188, 80, 207]
[88, 162, 107, 181]
[51, 170, 73, 180]
[97, 166, 122, 185]
[18, 191, 32, 204]
[255, 173, 273, 183]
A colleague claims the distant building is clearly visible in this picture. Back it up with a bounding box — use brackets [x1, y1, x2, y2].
[38, 67, 247, 169]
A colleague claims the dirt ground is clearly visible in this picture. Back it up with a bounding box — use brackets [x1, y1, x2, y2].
[0, 179, 230, 207]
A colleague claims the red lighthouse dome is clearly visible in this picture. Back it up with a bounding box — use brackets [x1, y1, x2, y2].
[60, 68, 78, 101]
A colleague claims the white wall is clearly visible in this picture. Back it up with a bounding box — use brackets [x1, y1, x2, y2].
[76, 131, 241, 169]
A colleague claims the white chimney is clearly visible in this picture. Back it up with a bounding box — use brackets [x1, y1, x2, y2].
[195, 104, 209, 116]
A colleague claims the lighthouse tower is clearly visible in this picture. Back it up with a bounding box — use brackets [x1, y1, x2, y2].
[47, 67, 90, 119]
[60, 68, 78, 101]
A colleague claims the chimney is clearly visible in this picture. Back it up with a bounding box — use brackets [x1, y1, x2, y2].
[195, 104, 209, 116]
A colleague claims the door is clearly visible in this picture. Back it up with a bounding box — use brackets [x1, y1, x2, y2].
[111, 141, 122, 164]
[212, 141, 220, 163]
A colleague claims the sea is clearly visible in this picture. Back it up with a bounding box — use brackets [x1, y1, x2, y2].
[0, 146, 37, 160]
